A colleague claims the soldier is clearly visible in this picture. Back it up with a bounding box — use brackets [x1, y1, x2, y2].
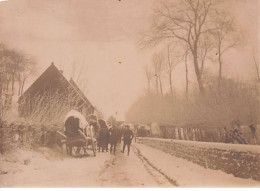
[121, 125, 134, 156]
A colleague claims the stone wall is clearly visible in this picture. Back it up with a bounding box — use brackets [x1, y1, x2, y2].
[139, 138, 260, 181]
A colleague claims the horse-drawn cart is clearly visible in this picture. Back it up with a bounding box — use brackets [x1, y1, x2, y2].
[57, 110, 97, 157]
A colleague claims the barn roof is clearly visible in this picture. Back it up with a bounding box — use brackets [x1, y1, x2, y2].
[18, 63, 94, 111]
[69, 78, 93, 108]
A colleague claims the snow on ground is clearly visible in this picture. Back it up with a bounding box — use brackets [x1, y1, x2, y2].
[133, 142, 260, 187]
[1, 142, 259, 187]
[0, 144, 170, 187]
[97, 149, 171, 187]
[142, 137, 260, 154]
[0, 147, 110, 187]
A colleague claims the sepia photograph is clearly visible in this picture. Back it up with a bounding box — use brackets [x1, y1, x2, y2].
[0, 0, 260, 188]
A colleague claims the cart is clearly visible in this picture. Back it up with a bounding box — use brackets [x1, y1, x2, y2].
[57, 110, 97, 157]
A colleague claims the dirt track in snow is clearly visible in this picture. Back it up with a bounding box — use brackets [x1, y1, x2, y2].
[97, 146, 173, 187]
[0, 143, 172, 187]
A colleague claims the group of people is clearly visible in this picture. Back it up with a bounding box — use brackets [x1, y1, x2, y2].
[64, 115, 135, 156]
[97, 122, 134, 156]
[223, 121, 258, 144]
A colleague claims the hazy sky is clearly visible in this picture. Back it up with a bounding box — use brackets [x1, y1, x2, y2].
[0, 0, 259, 120]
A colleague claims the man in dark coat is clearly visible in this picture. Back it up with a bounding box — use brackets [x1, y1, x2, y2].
[122, 125, 134, 156]
[97, 127, 108, 152]
[108, 125, 120, 154]
[97, 119, 110, 152]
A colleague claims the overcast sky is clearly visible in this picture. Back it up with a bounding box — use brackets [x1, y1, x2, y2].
[0, 0, 259, 120]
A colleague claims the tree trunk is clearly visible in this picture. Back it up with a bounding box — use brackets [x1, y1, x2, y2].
[6, 79, 10, 92]
[218, 53, 222, 94]
[155, 76, 159, 95]
[217, 39, 223, 95]
[11, 74, 15, 94]
[21, 79, 26, 95]
[193, 50, 204, 93]
[169, 70, 173, 97]
[253, 53, 260, 82]
[148, 79, 151, 93]
[167, 45, 173, 97]
[185, 50, 189, 100]
[18, 82, 21, 96]
[159, 77, 163, 96]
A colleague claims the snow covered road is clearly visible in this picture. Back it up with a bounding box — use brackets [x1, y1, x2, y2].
[1, 142, 259, 187]
[133, 143, 260, 187]
[0, 145, 171, 187]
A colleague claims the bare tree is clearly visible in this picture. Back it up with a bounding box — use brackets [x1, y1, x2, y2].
[70, 61, 89, 95]
[184, 45, 189, 100]
[166, 44, 182, 97]
[198, 34, 214, 79]
[252, 50, 260, 82]
[152, 52, 164, 96]
[141, 0, 222, 93]
[144, 64, 153, 92]
[76, 62, 89, 95]
[17, 57, 36, 95]
[0, 47, 18, 94]
[211, 14, 239, 93]
[0, 44, 36, 104]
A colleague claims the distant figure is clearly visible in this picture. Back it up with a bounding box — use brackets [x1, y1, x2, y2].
[97, 119, 109, 152]
[109, 125, 120, 154]
[97, 127, 108, 152]
[87, 115, 99, 137]
[223, 127, 231, 143]
[122, 125, 134, 156]
[249, 124, 257, 144]
[119, 125, 125, 143]
[230, 121, 247, 144]
[137, 126, 148, 137]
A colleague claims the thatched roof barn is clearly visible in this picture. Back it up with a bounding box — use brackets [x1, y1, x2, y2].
[18, 63, 95, 124]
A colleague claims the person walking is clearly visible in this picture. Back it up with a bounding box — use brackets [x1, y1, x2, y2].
[108, 125, 120, 154]
[97, 127, 107, 152]
[249, 124, 257, 144]
[121, 125, 134, 156]
[97, 119, 110, 152]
